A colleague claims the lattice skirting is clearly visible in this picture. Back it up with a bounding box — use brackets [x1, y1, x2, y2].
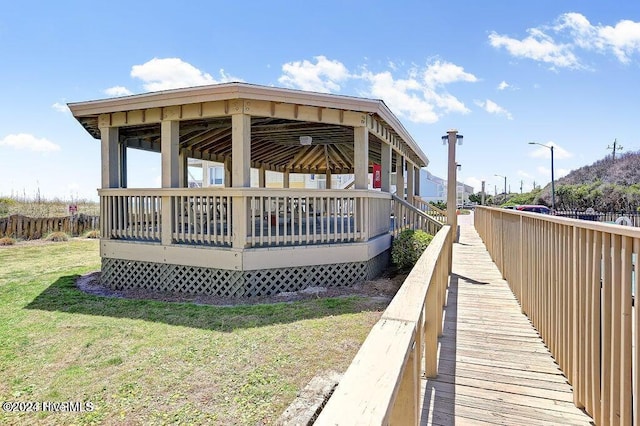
[101, 251, 389, 297]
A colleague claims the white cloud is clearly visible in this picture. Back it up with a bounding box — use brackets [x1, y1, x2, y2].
[528, 141, 572, 160]
[51, 102, 69, 114]
[474, 99, 513, 120]
[104, 86, 132, 97]
[360, 60, 477, 123]
[130, 57, 239, 92]
[276, 57, 477, 123]
[278, 55, 350, 93]
[422, 61, 478, 86]
[557, 13, 640, 64]
[489, 28, 580, 69]
[363, 70, 439, 123]
[0, 133, 61, 152]
[497, 81, 510, 90]
[490, 13, 640, 68]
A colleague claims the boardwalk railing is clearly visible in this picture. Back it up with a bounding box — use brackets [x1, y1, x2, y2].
[316, 225, 452, 425]
[99, 188, 392, 249]
[555, 210, 640, 227]
[475, 206, 640, 425]
[410, 196, 447, 223]
[392, 195, 444, 237]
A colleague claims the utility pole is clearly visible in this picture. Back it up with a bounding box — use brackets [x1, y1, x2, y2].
[520, 180, 523, 194]
[607, 138, 623, 162]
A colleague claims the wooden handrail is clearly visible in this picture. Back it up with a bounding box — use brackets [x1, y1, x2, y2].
[391, 194, 444, 236]
[412, 195, 447, 217]
[474, 206, 640, 425]
[316, 226, 452, 425]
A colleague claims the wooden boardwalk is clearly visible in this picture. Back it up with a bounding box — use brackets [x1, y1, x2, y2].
[420, 216, 594, 425]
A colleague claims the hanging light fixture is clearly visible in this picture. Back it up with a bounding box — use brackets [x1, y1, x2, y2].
[299, 136, 312, 146]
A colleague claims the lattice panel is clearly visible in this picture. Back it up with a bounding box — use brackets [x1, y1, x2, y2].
[102, 258, 245, 297]
[101, 255, 386, 298]
[365, 250, 390, 281]
[244, 262, 368, 297]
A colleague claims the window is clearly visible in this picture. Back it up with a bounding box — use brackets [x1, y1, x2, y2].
[209, 167, 224, 185]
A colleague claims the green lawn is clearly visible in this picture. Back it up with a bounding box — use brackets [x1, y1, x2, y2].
[0, 240, 386, 425]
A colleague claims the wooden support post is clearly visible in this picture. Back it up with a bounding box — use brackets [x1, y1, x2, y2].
[230, 112, 250, 248]
[381, 142, 391, 193]
[354, 126, 368, 190]
[161, 120, 179, 188]
[161, 195, 172, 246]
[283, 170, 290, 188]
[202, 161, 210, 187]
[231, 113, 251, 188]
[406, 161, 415, 201]
[100, 126, 120, 188]
[179, 149, 188, 188]
[396, 154, 405, 199]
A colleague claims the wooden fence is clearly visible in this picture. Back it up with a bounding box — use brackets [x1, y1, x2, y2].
[475, 206, 640, 425]
[555, 210, 640, 227]
[0, 214, 99, 239]
[316, 225, 452, 424]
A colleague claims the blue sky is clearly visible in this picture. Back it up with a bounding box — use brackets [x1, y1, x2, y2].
[1, 1, 639, 201]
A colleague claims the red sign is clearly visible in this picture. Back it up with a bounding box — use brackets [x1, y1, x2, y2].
[372, 163, 381, 188]
[68, 204, 78, 214]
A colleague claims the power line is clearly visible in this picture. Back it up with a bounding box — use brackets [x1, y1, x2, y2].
[607, 138, 623, 162]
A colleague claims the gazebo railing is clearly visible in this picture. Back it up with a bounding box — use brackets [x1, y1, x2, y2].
[99, 188, 392, 249]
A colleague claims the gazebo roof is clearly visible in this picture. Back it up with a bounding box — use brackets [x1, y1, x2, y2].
[69, 82, 429, 173]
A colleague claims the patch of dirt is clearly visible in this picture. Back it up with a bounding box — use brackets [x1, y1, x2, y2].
[76, 269, 409, 307]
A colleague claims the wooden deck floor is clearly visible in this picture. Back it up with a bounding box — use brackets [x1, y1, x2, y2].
[420, 216, 594, 425]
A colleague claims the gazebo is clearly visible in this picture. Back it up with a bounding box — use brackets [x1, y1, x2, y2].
[69, 82, 432, 297]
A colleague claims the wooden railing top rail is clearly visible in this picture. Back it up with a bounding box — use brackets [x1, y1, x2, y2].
[392, 194, 444, 230]
[316, 226, 451, 424]
[412, 195, 447, 216]
[384, 226, 449, 321]
[98, 187, 392, 199]
[477, 206, 640, 238]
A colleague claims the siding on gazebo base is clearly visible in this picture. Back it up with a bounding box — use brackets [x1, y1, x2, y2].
[101, 250, 389, 297]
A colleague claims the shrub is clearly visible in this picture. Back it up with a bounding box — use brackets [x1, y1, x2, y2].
[0, 237, 16, 246]
[46, 232, 69, 242]
[84, 230, 100, 239]
[0, 197, 16, 217]
[391, 229, 434, 270]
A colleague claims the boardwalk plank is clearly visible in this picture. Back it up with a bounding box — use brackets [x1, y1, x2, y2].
[420, 215, 593, 426]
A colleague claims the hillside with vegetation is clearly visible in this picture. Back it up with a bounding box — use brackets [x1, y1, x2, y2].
[471, 151, 640, 212]
[533, 151, 640, 211]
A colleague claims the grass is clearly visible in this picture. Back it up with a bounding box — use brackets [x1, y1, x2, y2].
[0, 240, 387, 425]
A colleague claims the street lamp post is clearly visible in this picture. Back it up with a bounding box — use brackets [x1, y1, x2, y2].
[528, 142, 555, 212]
[442, 130, 463, 241]
[494, 174, 506, 203]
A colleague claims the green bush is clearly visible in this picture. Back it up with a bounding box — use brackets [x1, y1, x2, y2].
[0, 197, 16, 217]
[391, 229, 434, 270]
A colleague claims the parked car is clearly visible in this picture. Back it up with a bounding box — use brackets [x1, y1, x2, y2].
[516, 205, 550, 214]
